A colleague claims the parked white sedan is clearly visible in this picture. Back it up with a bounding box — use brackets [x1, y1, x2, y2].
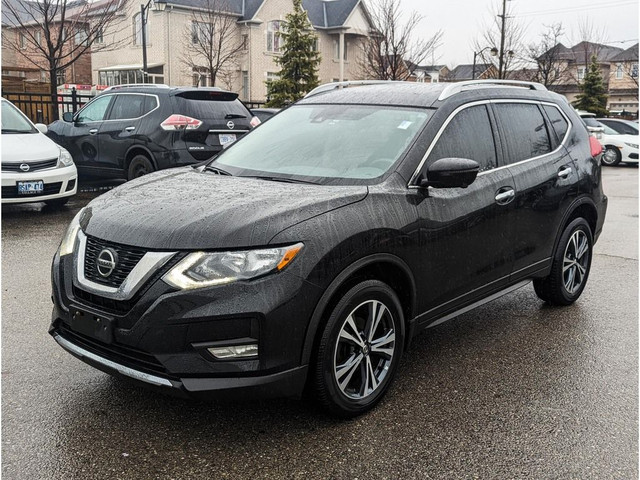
[1, 99, 77, 206]
[597, 121, 639, 166]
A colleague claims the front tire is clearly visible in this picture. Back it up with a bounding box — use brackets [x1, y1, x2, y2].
[601, 146, 621, 166]
[127, 154, 155, 180]
[534, 218, 593, 305]
[313, 280, 404, 417]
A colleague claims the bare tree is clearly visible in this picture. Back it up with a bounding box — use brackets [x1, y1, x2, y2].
[473, 0, 526, 79]
[2, 0, 129, 118]
[359, 0, 442, 81]
[181, 0, 245, 88]
[527, 23, 571, 87]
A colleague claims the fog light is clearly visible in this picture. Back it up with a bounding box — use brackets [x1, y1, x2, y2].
[208, 344, 258, 359]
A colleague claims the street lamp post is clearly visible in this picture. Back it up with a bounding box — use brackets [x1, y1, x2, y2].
[140, 0, 166, 83]
[472, 47, 498, 80]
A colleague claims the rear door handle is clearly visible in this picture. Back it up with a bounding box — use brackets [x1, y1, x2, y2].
[89, 128, 98, 135]
[125, 126, 136, 132]
[557, 166, 572, 179]
[495, 187, 515, 205]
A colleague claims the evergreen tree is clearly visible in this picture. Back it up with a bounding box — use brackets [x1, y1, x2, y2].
[265, 0, 321, 107]
[572, 54, 609, 116]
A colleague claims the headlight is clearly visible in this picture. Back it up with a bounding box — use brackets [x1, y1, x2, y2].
[624, 142, 638, 149]
[59, 208, 84, 256]
[57, 147, 74, 167]
[163, 243, 304, 290]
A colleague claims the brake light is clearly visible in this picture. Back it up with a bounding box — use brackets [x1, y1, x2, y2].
[250, 116, 261, 128]
[160, 114, 203, 131]
[589, 136, 603, 157]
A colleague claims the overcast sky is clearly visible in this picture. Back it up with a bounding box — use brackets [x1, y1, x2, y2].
[400, 0, 639, 67]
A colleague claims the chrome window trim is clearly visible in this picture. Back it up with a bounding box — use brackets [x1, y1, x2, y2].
[407, 98, 573, 188]
[74, 93, 160, 124]
[73, 230, 175, 301]
[54, 334, 173, 387]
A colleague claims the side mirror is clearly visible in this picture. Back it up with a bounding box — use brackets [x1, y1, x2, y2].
[419, 157, 480, 189]
[34, 123, 48, 134]
[62, 112, 74, 123]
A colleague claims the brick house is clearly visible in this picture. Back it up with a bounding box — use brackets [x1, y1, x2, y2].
[91, 0, 374, 103]
[1, 0, 93, 88]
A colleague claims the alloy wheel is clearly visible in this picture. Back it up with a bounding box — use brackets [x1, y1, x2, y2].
[563, 229, 590, 294]
[333, 300, 396, 400]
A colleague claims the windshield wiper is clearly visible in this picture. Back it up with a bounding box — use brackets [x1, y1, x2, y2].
[204, 165, 232, 175]
[246, 175, 318, 185]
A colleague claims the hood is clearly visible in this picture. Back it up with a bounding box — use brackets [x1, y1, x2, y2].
[2, 132, 60, 163]
[82, 168, 368, 250]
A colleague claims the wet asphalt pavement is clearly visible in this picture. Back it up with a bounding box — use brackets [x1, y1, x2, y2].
[2, 167, 638, 479]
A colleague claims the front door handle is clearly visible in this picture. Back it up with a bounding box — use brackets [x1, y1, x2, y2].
[125, 126, 136, 132]
[557, 166, 572, 179]
[89, 128, 98, 135]
[495, 187, 515, 205]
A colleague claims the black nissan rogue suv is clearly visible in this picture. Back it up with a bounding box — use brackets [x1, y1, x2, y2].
[47, 86, 255, 180]
[50, 80, 607, 416]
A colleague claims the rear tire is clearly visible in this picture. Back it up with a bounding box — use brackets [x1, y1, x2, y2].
[534, 218, 593, 305]
[313, 280, 404, 417]
[601, 146, 621, 166]
[127, 154, 155, 180]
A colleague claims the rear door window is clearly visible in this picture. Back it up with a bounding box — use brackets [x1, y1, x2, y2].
[494, 103, 551, 164]
[107, 94, 147, 120]
[428, 104, 497, 172]
[542, 105, 569, 148]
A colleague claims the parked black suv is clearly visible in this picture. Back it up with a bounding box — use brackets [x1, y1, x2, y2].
[50, 80, 607, 416]
[47, 86, 255, 180]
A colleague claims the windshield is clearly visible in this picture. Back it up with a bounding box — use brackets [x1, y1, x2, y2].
[212, 104, 432, 184]
[1, 100, 37, 134]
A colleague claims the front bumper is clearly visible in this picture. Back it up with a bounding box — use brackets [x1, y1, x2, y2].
[2, 164, 77, 204]
[50, 245, 321, 399]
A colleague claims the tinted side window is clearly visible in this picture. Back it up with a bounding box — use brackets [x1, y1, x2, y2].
[76, 95, 113, 123]
[428, 105, 497, 172]
[494, 103, 551, 164]
[542, 105, 569, 147]
[108, 94, 146, 120]
[142, 95, 158, 115]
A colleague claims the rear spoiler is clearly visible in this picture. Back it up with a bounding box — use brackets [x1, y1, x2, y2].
[175, 90, 239, 101]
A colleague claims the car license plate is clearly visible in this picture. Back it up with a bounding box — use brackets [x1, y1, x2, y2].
[17, 180, 44, 195]
[219, 134, 237, 148]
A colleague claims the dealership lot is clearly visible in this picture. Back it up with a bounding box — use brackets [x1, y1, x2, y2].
[2, 166, 637, 478]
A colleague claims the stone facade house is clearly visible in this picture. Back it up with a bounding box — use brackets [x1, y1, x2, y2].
[91, 0, 374, 103]
[607, 43, 638, 115]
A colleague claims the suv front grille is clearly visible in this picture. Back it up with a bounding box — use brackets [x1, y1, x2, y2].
[1, 158, 58, 172]
[84, 236, 146, 288]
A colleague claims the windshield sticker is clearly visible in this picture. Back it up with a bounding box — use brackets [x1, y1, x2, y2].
[398, 121, 413, 130]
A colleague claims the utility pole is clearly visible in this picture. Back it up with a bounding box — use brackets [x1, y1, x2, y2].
[497, 0, 507, 79]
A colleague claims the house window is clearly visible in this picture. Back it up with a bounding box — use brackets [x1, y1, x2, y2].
[19, 33, 27, 49]
[616, 63, 623, 79]
[75, 28, 88, 46]
[577, 66, 586, 81]
[312, 37, 319, 52]
[266, 20, 284, 53]
[267, 72, 280, 82]
[56, 69, 66, 84]
[192, 21, 210, 45]
[632, 63, 639, 78]
[192, 68, 210, 86]
[242, 70, 249, 100]
[35, 30, 41, 46]
[242, 34, 248, 51]
[95, 28, 104, 44]
[332, 39, 348, 61]
[40, 70, 46, 82]
[133, 13, 147, 46]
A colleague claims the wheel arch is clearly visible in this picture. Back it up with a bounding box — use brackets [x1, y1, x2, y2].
[124, 145, 158, 172]
[552, 196, 598, 258]
[300, 253, 417, 366]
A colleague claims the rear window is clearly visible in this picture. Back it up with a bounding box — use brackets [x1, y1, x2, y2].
[582, 116, 600, 128]
[542, 105, 569, 148]
[173, 91, 250, 120]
